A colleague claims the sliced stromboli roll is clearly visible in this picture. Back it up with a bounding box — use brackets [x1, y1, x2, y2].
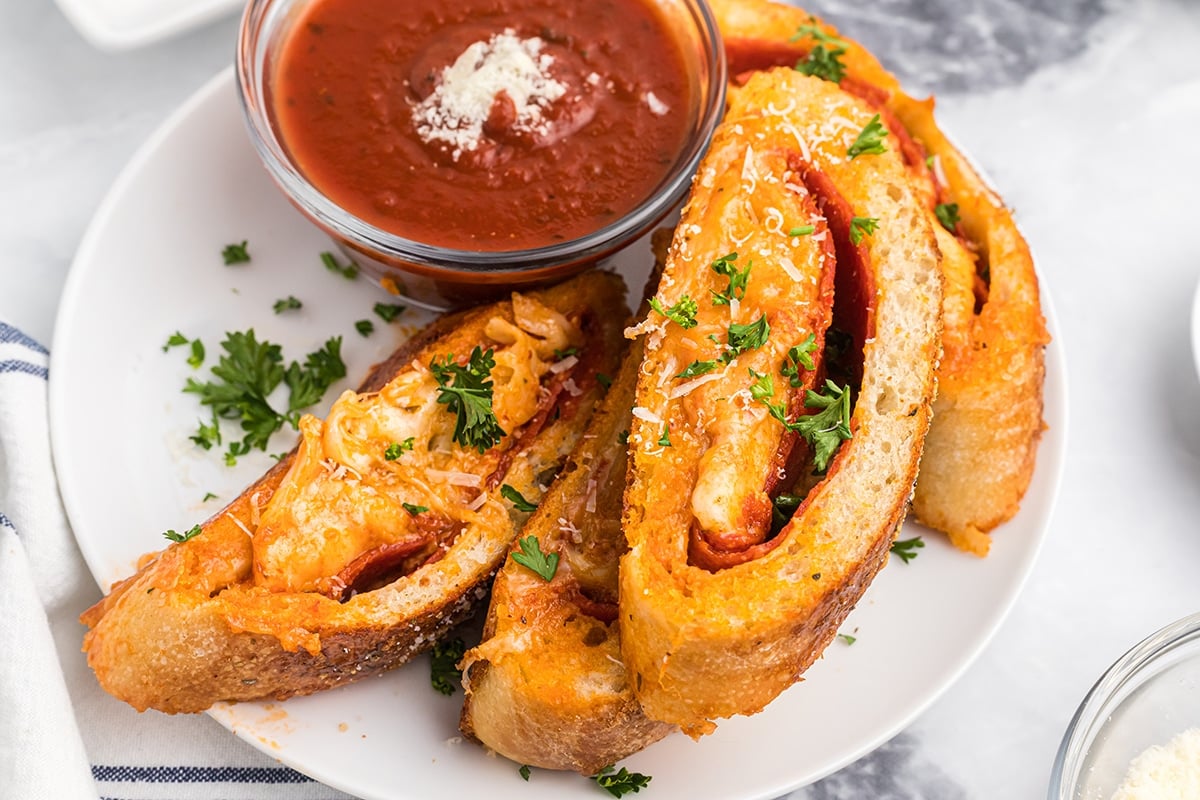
[620, 69, 943, 737]
[710, 0, 1049, 556]
[80, 272, 627, 714]
[459, 340, 673, 774]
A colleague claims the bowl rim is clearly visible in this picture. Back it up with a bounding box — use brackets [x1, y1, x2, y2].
[233, 0, 728, 274]
[1048, 611, 1200, 799]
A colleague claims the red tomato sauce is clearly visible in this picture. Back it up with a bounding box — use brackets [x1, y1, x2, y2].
[270, 0, 694, 252]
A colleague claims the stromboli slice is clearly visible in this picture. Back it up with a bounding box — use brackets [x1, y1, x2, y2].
[80, 272, 626, 714]
[710, 0, 1049, 555]
[459, 340, 673, 774]
[620, 69, 943, 736]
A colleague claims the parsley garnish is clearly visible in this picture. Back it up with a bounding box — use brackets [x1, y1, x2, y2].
[710, 252, 750, 306]
[748, 369, 789, 426]
[384, 438, 414, 461]
[847, 115, 888, 160]
[320, 251, 358, 279]
[676, 360, 719, 379]
[553, 346, 579, 359]
[501, 484, 538, 512]
[788, 225, 815, 237]
[791, 21, 848, 84]
[935, 202, 961, 232]
[781, 334, 817, 387]
[430, 347, 506, 453]
[283, 337, 346, 417]
[186, 339, 205, 369]
[373, 302, 406, 322]
[402, 502, 428, 515]
[723, 315, 771, 362]
[222, 241, 250, 265]
[793, 380, 853, 472]
[430, 638, 466, 695]
[519, 765, 532, 781]
[163, 524, 202, 543]
[592, 765, 652, 797]
[597, 373, 612, 389]
[649, 295, 699, 328]
[355, 319, 374, 337]
[771, 492, 803, 533]
[511, 535, 558, 581]
[617, 430, 630, 445]
[273, 296, 302, 314]
[890, 536, 925, 564]
[201, 492, 217, 502]
[838, 633, 857, 645]
[849, 217, 879, 246]
[163, 331, 188, 352]
[658, 426, 672, 447]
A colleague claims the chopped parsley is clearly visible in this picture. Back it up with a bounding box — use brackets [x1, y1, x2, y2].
[838, 633, 857, 645]
[373, 302, 406, 322]
[676, 359, 719, 380]
[430, 347, 505, 453]
[511, 535, 559, 581]
[617, 430, 630, 445]
[501, 484, 538, 513]
[649, 294, 699, 329]
[320, 251, 358, 279]
[384, 438, 414, 461]
[222, 241, 251, 265]
[788, 225, 815, 237]
[793, 380, 853, 472]
[402, 502, 429, 515]
[273, 296, 302, 314]
[597, 373, 613, 389]
[710, 252, 750, 306]
[723, 315, 771, 362]
[658, 426, 672, 447]
[163, 331, 189, 352]
[201, 492, 217, 502]
[519, 765, 532, 781]
[849, 217, 880, 246]
[186, 339, 205, 369]
[890, 536, 925, 564]
[429, 638, 466, 695]
[935, 202, 961, 233]
[847, 115, 888, 160]
[771, 492, 803, 533]
[781, 334, 818, 387]
[791, 21, 848, 84]
[591, 765, 652, 797]
[553, 346, 579, 359]
[355, 319, 375, 337]
[748, 369, 789, 426]
[163, 524, 202, 543]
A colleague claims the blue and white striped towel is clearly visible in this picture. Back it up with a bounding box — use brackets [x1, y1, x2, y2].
[0, 321, 354, 800]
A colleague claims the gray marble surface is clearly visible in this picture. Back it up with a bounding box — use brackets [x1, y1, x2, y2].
[4, 0, 1200, 797]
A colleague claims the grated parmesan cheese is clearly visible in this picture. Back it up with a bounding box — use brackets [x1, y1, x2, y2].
[412, 30, 566, 160]
[1112, 728, 1200, 799]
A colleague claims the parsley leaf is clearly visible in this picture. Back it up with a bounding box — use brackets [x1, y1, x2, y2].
[284, 337, 347, 417]
[519, 765, 532, 781]
[649, 294, 699, 328]
[222, 241, 250, 265]
[847, 115, 888, 160]
[781, 334, 818, 387]
[320, 251, 358, 279]
[384, 438, 415, 461]
[373, 302, 406, 322]
[511, 535, 558, 581]
[890, 536, 925, 564]
[430, 638, 466, 695]
[355, 319, 374, 337]
[617, 430, 630, 445]
[597, 373, 613, 389]
[849, 217, 879, 246]
[676, 359, 719, 380]
[273, 296, 302, 314]
[184, 330, 285, 452]
[838, 633, 857, 645]
[935, 202, 961, 232]
[789, 225, 815, 237]
[723, 315, 771, 362]
[658, 426, 672, 447]
[430, 347, 506, 453]
[189, 411, 222, 450]
[163, 331, 189, 352]
[710, 252, 750, 306]
[592, 765, 652, 797]
[163, 524, 202, 543]
[796, 43, 847, 83]
[553, 346, 579, 359]
[501, 484, 538, 512]
[793, 380, 853, 473]
[201, 492, 218, 502]
[186, 339, 205, 369]
[403, 502, 428, 515]
[748, 369, 790, 426]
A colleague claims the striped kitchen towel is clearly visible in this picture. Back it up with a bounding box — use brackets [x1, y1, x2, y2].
[0, 322, 353, 800]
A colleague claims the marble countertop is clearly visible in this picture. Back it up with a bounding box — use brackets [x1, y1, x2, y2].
[4, 0, 1200, 797]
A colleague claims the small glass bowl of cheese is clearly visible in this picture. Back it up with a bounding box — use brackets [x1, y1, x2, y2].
[1050, 612, 1200, 799]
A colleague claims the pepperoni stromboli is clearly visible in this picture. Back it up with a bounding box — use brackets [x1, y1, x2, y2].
[710, 0, 1049, 556]
[620, 70, 943, 737]
[81, 272, 626, 714]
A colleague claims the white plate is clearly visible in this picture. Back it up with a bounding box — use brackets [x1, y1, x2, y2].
[1192, 277, 1200, 380]
[54, 0, 241, 51]
[51, 67, 1068, 800]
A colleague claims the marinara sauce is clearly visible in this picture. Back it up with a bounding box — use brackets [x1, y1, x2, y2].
[270, 0, 694, 252]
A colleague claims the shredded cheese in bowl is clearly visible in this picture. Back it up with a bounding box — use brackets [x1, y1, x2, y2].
[1112, 728, 1200, 799]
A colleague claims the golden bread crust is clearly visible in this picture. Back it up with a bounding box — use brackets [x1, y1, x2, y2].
[619, 70, 943, 736]
[80, 272, 627, 714]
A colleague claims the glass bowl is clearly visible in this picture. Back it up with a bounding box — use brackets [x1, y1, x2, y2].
[1049, 612, 1200, 799]
[236, 0, 726, 310]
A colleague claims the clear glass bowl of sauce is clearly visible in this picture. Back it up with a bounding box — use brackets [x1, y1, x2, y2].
[237, 0, 726, 309]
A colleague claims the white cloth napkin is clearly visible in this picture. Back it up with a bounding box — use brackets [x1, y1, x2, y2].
[0, 321, 353, 800]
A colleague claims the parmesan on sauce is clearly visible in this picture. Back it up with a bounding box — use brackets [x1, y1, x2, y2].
[1112, 728, 1200, 799]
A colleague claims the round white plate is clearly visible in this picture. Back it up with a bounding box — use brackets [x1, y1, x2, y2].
[1192, 276, 1200, 380]
[51, 67, 1068, 800]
